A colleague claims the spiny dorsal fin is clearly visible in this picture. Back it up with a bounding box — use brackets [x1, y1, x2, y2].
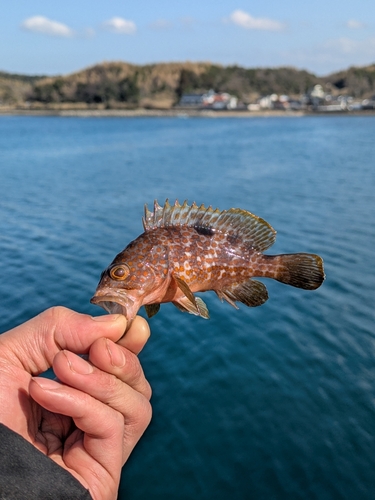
[143, 199, 276, 252]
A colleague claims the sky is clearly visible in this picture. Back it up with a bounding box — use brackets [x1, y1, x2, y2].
[1, 0, 375, 76]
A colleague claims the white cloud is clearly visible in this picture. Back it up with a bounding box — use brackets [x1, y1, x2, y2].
[346, 19, 366, 30]
[102, 17, 136, 35]
[21, 16, 73, 37]
[228, 9, 285, 31]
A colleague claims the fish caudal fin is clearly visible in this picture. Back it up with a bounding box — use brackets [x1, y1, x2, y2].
[272, 253, 325, 290]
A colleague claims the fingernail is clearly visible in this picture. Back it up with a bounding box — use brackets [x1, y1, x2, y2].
[106, 339, 126, 368]
[91, 314, 124, 322]
[63, 351, 94, 374]
[32, 377, 61, 391]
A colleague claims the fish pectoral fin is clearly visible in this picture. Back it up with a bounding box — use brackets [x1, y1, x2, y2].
[221, 279, 269, 308]
[144, 303, 160, 318]
[172, 296, 210, 319]
[173, 275, 210, 318]
[173, 300, 191, 314]
[173, 275, 196, 303]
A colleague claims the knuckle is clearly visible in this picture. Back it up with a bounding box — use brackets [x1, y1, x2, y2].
[139, 395, 152, 423]
[125, 354, 152, 399]
[36, 306, 74, 361]
[102, 408, 125, 438]
[112, 407, 126, 428]
[102, 373, 122, 400]
[39, 306, 74, 342]
[142, 380, 152, 401]
[143, 399, 153, 426]
[42, 306, 70, 322]
[128, 396, 152, 431]
[125, 352, 144, 381]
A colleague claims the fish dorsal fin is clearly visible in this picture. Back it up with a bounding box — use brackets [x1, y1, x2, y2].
[143, 200, 276, 252]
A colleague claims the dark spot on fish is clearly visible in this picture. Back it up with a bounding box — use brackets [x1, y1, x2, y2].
[125, 241, 136, 250]
[194, 225, 214, 237]
[227, 234, 240, 246]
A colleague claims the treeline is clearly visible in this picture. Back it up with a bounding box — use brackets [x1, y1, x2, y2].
[1, 61, 375, 108]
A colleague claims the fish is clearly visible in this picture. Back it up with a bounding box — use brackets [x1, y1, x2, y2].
[91, 200, 325, 327]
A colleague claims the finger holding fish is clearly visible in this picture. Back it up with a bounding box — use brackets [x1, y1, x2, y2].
[53, 343, 152, 407]
[116, 315, 151, 354]
[88, 336, 152, 400]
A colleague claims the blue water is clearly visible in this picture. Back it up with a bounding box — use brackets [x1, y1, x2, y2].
[1, 115, 374, 499]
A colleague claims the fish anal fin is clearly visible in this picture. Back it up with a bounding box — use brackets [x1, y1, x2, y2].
[144, 303, 160, 318]
[215, 290, 239, 309]
[173, 296, 210, 319]
[221, 279, 269, 308]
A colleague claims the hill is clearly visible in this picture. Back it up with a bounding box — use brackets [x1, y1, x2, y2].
[323, 64, 375, 98]
[0, 71, 45, 106]
[0, 61, 374, 109]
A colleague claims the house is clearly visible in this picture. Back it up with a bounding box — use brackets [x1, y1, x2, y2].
[178, 89, 238, 109]
[178, 93, 206, 107]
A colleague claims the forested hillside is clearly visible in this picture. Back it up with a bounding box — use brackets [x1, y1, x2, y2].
[1, 61, 374, 108]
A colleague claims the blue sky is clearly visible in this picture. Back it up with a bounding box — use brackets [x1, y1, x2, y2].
[1, 0, 374, 76]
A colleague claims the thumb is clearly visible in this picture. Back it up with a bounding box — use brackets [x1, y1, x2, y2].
[0, 306, 127, 375]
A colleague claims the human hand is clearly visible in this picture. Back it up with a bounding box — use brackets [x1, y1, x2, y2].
[0, 307, 152, 500]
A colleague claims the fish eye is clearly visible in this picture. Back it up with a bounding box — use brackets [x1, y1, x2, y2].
[109, 265, 129, 281]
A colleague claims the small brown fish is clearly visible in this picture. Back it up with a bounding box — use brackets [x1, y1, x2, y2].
[91, 200, 325, 326]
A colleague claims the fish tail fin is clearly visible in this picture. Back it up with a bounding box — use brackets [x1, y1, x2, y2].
[272, 253, 325, 290]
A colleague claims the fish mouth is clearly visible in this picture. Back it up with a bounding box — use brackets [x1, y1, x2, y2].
[90, 291, 134, 318]
[90, 295, 127, 315]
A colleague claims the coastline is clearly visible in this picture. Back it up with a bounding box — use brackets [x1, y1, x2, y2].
[1, 106, 375, 118]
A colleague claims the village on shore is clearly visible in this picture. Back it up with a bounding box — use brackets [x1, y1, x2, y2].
[177, 85, 375, 113]
[1, 61, 375, 116]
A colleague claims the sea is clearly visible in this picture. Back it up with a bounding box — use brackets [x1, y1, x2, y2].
[0, 114, 374, 499]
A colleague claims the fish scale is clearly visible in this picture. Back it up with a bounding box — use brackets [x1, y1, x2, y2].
[91, 200, 325, 328]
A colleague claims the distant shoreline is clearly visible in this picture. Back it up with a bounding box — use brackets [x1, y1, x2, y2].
[1, 107, 375, 118]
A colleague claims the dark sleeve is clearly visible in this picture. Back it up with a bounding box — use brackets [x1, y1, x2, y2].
[0, 423, 92, 500]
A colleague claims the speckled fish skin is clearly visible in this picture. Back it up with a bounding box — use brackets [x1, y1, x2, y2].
[91, 200, 325, 326]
